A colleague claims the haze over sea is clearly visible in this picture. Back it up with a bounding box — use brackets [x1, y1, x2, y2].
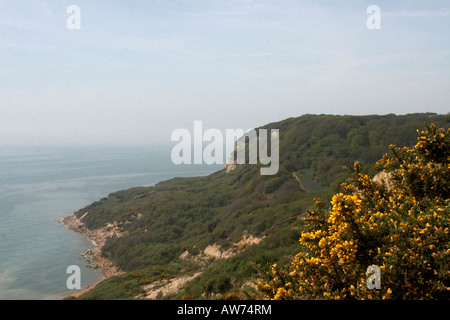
[0, 146, 220, 299]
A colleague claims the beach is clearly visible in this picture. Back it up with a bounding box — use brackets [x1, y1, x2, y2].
[59, 213, 123, 299]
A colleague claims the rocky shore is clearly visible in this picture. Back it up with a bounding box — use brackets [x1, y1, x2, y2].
[59, 213, 123, 299]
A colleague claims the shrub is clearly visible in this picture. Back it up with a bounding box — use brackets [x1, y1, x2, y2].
[259, 123, 450, 300]
[264, 177, 283, 194]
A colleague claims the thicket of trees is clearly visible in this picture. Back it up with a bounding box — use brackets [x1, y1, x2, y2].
[274, 113, 450, 185]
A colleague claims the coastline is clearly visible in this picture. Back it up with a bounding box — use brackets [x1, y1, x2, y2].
[58, 213, 123, 299]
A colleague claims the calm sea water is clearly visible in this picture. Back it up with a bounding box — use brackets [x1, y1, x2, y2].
[0, 146, 221, 300]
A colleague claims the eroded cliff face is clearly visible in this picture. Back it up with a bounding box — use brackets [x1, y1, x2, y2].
[223, 134, 244, 174]
[223, 131, 270, 173]
[224, 154, 237, 173]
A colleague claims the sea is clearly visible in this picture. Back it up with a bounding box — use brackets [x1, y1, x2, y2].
[0, 146, 221, 300]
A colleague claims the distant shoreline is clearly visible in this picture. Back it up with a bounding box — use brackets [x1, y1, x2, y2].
[58, 214, 123, 300]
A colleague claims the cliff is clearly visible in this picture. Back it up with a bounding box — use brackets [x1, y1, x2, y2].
[63, 113, 450, 299]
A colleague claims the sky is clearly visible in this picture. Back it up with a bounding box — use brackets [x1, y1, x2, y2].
[0, 0, 449, 146]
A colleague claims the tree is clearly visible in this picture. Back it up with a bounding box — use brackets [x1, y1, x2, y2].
[259, 123, 450, 299]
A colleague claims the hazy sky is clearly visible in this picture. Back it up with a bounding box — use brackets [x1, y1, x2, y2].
[1, 0, 449, 146]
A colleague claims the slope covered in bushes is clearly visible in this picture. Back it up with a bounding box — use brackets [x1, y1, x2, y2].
[70, 113, 450, 299]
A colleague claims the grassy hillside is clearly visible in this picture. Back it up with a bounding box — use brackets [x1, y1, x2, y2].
[70, 113, 450, 299]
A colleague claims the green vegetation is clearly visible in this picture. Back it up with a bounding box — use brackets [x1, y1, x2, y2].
[260, 123, 450, 299]
[70, 113, 450, 299]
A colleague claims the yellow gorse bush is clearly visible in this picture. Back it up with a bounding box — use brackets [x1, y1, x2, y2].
[258, 123, 449, 300]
